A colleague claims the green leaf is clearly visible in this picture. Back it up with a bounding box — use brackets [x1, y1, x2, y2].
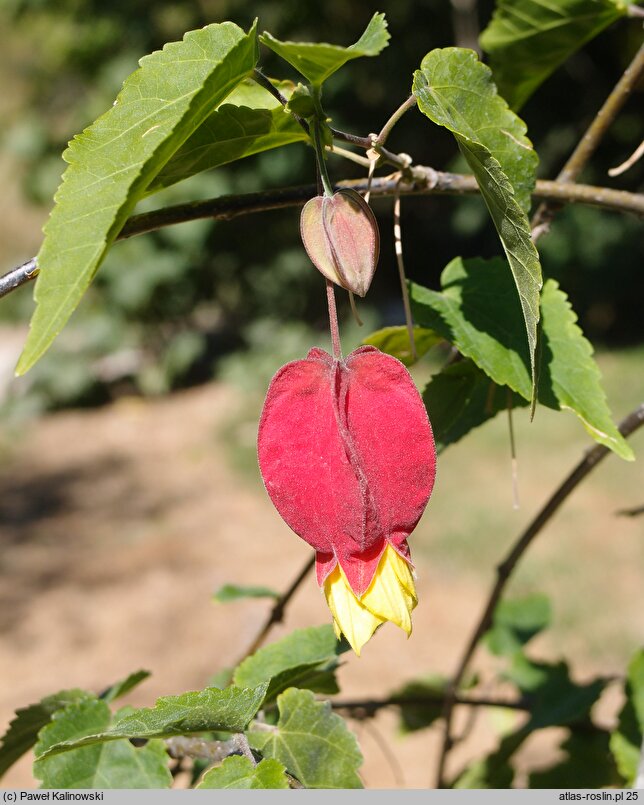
[422, 359, 526, 453]
[529, 730, 620, 788]
[149, 79, 308, 192]
[247, 688, 363, 788]
[17, 21, 259, 375]
[539, 279, 634, 460]
[101, 670, 151, 704]
[391, 675, 449, 733]
[259, 13, 389, 86]
[455, 658, 605, 788]
[362, 326, 442, 366]
[413, 53, 542, 398]
[412, 47, 537, 211]
[411, 258, 633, 459]
[480, 0, 630, 110]
[483, 594, 552, 657]
[610, 649, 644, 785]
[38, 684, 268, 759]
[213, 584, 279, 603]
[411, 258, 531, 396]
[0, 689, 91, 779]
[34, 699, 171, 789]
[507, 656, 605, 730]
[197, 756, 289, 789]
[234, 625, 346, 703]
[454, 754, 515, 788]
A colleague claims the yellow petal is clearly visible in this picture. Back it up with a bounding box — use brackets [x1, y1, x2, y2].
[389, 547, 419, 603]
[324, 565, 384, 656]
[360, 545, 417, 635]
[323, 545, 418, 655]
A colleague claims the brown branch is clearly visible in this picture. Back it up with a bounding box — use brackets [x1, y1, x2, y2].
[332, 693, 531, 717]
[236, 554, 316, 663]
[532, 42, 644, 238]
[3, 174, 642, 301]
[435, 403, 644, 788]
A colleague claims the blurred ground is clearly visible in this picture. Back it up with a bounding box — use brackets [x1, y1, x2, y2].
[0, 348, 642, 789]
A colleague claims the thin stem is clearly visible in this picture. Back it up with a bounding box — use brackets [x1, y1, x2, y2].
[332, 693, 531, 716]
[313, 121, 334, 197]
[360, 720, 406, 787]
[532, 43, 644, 238]
[327, 144, 372, 168]
[609, 139, 644, 177]
[237, 554, 315, 662]
[435, 403, 644, 788]
[560, 43, 644, 183]
[3, 176, 642, 301]
[231, 734, 256, 766]
[348, 291, 363, 326]
[326, 280, 342, 360]
[252, 68, 310, 137]
[329, 127, 405, 169]
[393, 184, 417, 362]
[375, 95, 417, 148]
[507, 389, 519, 511]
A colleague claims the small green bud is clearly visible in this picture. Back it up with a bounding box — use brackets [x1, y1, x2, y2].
[286, 84, 316, 118]
[300, 189, 380, 297]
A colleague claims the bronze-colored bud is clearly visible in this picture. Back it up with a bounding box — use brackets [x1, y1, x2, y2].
[300, 189, 380, 297]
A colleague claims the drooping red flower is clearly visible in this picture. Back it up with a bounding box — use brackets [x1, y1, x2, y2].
[257, 345, 436, 650]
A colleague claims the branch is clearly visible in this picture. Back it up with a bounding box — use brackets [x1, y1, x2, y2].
[435, 403, 644, 788]
[532, 42, 644, 237]
[3, 175, 642, 301]
[0, 258, 37, 298]
[235, 554, 315, 663]
[332, 692, 531, 717]
[560, 43, 644, 184]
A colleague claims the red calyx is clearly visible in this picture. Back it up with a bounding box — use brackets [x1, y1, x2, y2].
[257, 346, 436, 597]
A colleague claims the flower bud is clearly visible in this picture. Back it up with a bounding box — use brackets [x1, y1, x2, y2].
[300, 189, 380, 297]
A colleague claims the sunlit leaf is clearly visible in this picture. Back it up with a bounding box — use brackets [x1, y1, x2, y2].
[37, 684, 268, 759]
[413, 50, 542, 399]
[247, 688, 363, 788]
[17, 21, 259, 374]
[197, 756, 289, 789]
[412, 47, 537, 211]
[259, 13, 389, 86]
[34, 699, 171, 789]
[100, 670, 151, 704]
[234, 625, 346, 703]
[0, 690, 91, 779]
[149, 80, 308, 192]
[411, 258, 633, 459]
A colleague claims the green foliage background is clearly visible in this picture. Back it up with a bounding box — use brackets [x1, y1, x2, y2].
[0, 0, 642, 411]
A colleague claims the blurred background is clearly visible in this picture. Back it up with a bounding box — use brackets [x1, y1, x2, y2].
[0, 0, 642, 788]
